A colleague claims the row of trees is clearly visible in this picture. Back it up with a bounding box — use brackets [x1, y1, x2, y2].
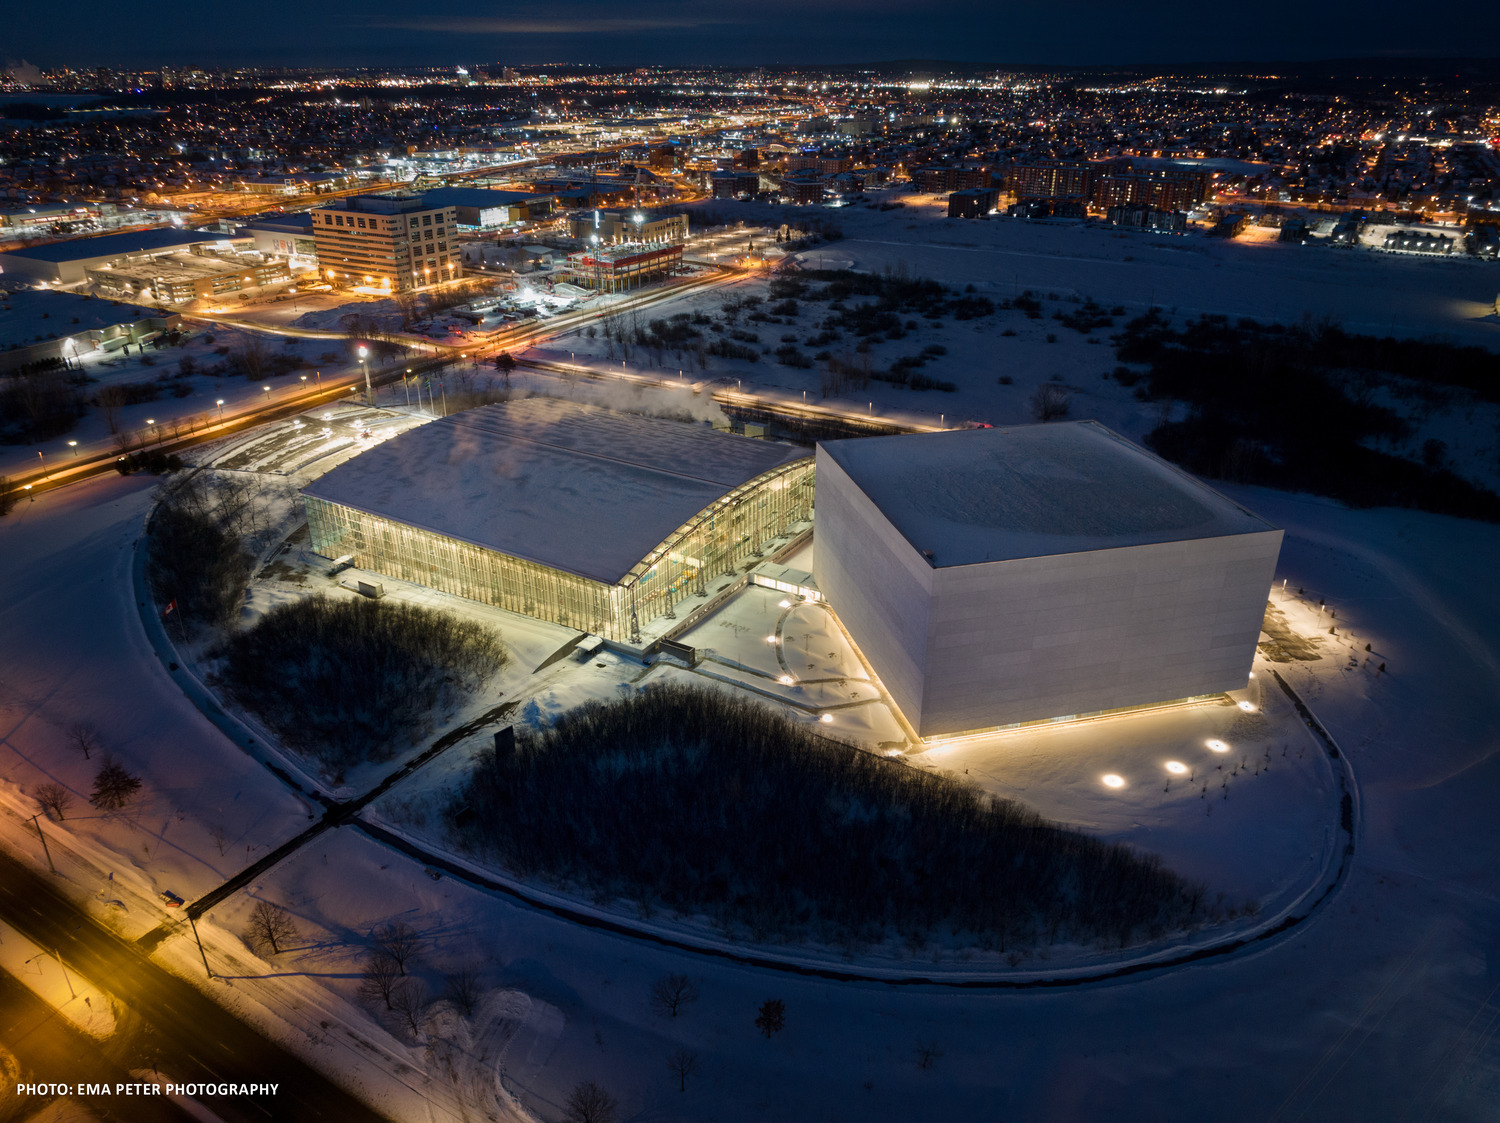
[452, 685, 1214, 953]
[146, 471, 259, 630]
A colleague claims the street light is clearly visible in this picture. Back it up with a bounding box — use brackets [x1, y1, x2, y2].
[67, 440, 78, 456]
[262, 385, 271, 401]
[358, 344, 371, 405]
[216, 399, 225, 418]
[37, 450, 46, 477]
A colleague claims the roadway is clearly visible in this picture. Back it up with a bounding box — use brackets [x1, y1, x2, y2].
[0, 847, 389, 1122]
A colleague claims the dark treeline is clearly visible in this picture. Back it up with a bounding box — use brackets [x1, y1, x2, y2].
[218, 596, 505, 769]
[453, 685, 1213, 953]
[1115, 311, 1500, 521]
[147, 472, 255, 628]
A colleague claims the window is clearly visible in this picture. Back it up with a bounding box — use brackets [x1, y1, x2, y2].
[357, 217, 366, 228]
[437, 242, 446, 251]
[323, 214, 333, 224]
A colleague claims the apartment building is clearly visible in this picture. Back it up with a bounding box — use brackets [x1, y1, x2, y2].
[310, 193, 459, 291]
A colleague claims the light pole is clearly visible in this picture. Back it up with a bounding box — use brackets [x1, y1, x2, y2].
[315, 369, 322, 388]
[403, 368, 412, 407]
[37, 450, 46, 478]
[24, 484, 33, 503]
[358, 344, 371, 405]
[262, 384, 271, 402]
[67, 440, 78, 457]
[216, 399, 224, 419]
[146, 418, 157, 444]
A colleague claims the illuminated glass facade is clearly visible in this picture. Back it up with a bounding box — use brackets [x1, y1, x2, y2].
[305, 457, 814, 641]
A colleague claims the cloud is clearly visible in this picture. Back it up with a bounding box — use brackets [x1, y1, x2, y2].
[375, 15, 742, 34]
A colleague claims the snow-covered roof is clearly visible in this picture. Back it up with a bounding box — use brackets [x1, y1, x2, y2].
[818, 420, 1276, 567]
[0, 288, 165, 349]
[303, 398, 809, 585]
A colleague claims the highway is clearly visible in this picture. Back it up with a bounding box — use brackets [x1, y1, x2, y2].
[0, 848, 390, 1123]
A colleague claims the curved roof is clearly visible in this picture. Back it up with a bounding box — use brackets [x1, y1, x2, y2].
[303, 398, 809, 585]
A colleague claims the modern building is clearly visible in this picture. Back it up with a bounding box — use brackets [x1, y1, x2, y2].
[564, 241, 683, 291]
[0, 227, 233, 285]
[813, 422, 1282, 739]
[302, 399, 815, 641]
[309, 192, 459, 291]
[0, 289, 180, 369]
[567, 208, 687, 246]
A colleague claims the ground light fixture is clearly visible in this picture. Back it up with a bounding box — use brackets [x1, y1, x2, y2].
[778, 675, 794, 686]
[1207, 739, 1230, 753]
[819, 714, 833, 723]
[1237, 700, 1257, 712]
[1102, 774, 1126, 788]
[1165, 761, 1188, 775]
[766, 635, 778, 644]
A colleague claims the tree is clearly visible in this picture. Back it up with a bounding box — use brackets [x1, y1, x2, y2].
[754, 998, 785, 1038]
[68, 722, 100, 760]
[373, 921, 420, 976]
[650, 973, 699, 1018]
[89, 758, 141, 811]
[666, 1047, 700, 1092]
[359, 952, 401, 1010]
[443, 967, 482, 1017]
[35, 782, 72, 821]
[244, 900, 299, 956]
[390, 978, 428, 1038]
[914, 1040, 944, 1070]
[563, 1081, 618, 1123]
[1029, 383, 1071, 422]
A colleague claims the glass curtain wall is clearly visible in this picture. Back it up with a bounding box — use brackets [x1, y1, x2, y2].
[304, 458, 815, 641]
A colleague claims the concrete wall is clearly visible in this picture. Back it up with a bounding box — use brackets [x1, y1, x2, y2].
[922, 530, 1282, 736]
[811, 449, 934, 725]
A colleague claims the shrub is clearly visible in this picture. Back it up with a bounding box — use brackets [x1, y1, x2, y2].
[219, 596, 506, 768]
[453, 686, 1209, 950]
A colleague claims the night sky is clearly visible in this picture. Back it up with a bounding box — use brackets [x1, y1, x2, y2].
[10, 0, 1500, 69]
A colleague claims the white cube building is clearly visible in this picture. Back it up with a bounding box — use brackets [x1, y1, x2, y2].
[814, 421, 1282, 739]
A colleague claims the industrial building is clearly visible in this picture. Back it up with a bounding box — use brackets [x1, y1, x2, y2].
[87, 246, 290, 304]
[309, 192, 459, 291]
[0, 288, 180, 370]
[302, 399, 814, 641]
[813, 422, 1282, 739]
[564, 241, 683, 291]
[0, 227, 234, 285]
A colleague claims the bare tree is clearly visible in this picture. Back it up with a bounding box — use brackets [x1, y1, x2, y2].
[650, 973, 699, 1018]
[443, 967, 482, 1017]
[666, 1047, 700, 1092]
[89, 757, 141, 810]
[390, 978, 428, 1038]
[233, 333, 272, 381]
[373, 921, 420, 976]
[210, 823, 229, 855]
[35, 782, 72, 821]
[1029, 383, 1071, 422]
[914, 1040, 944, 1070]
[754, 998, 785, 1038]
[564, 1081, 618, 1123]
[359, 952, 402, 1010]
[68, 721, 100, 760]
[244, 900, 299, 956]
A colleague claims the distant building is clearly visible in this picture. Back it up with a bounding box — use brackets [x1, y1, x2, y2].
[564, 241, 683, 291]
[780, 175, 826, 205]
[417, 187, 553, 228]
[913, 166, 992, 194]
[310, 193, 458, 291]
[711, 172, 763, 199]
[786, 154, 853, 176]
[567, 209, 687, 247]
[87, 246, 289, 304]
[1007, 160, 1093, 201]
[1209, 212, 1250, 239]
[1278, 216, 1309, 243]
[1383, 229, 1455, 255]
[1092, 166, 1211, 212]
[0, 288, 180, 370]
[948, 187, 999, 218]
[243, 212, 318, 258]
[0, 228, 232, 285]
[1107, 203, 1187, 232]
